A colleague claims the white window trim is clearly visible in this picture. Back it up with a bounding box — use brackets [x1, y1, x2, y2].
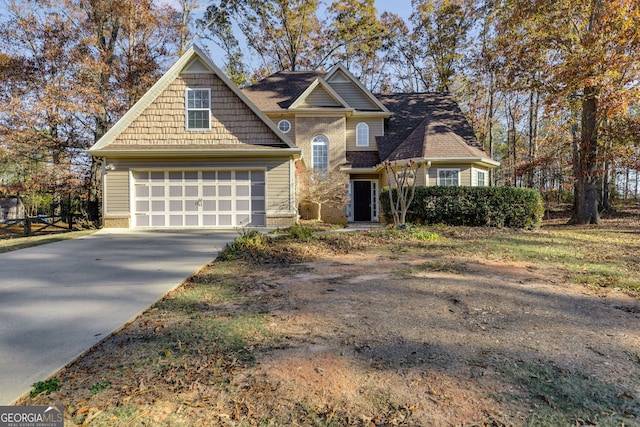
[348, 179, 379, 222]
[278, 119, 291, 133]
[185, 88, 211, 131]
[437, 168, 461, 186]
[311, 135, 329, 171]
[473, 168, 487, 187]
[356, 122, 369, 147]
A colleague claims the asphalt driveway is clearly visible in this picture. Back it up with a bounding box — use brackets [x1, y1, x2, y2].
[0, 228, 236, 405]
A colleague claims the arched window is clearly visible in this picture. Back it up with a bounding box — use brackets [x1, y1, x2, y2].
[356, 122, 369, 147]
[311, 135, 328, 171]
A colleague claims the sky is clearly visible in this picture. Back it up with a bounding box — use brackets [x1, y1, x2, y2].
[189, 0, 415, 70]
[374, 0, 413, 20]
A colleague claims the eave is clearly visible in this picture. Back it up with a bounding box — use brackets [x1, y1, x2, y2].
[427, 157, 500, 168]
[339, 166, 378, 173]
[376, 156, 499, 169]
[351, 111, 392, 118]
[89, 148, 302, 159]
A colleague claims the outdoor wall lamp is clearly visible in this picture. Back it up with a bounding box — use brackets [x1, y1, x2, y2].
[105, 163, 115, 171]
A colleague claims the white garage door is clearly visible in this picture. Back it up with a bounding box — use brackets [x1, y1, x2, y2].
[132, 170, 266, 228]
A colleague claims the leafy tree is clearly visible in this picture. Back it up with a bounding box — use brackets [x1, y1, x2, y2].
[202, 0, 324, 77]
[410, 0, 479, 92]
[491, 0, 640, 224]
[0, 2, 85, 218]
[326, 0, 388, 90]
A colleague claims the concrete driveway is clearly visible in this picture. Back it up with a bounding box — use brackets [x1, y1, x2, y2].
[0, 228, 236, 405]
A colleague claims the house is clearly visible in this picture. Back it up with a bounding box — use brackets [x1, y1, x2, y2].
[88, 46, 498, 229]
[0, 197, 24, 222]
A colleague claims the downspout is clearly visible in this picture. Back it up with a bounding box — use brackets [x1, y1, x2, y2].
[424, 161, 432, 185]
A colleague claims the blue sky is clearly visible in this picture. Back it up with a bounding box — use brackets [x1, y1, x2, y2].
[374, 0, 413, 19]
[185, 0, 415, 69]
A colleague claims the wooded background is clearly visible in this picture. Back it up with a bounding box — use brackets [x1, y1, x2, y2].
[0, 0, 638, 225]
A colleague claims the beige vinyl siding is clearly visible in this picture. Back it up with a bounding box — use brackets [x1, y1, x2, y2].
[102, 157, 294, 216]
[300, 87, 342, 108]
[267, 160, 294, 213]
[113, 73, 282, 147]
[428, 165, 472, 186]
[104, 170, 130, 214]
[380, 163, 429, 188]
[346, 118, 383, 150]
[329, 82, 378, 110]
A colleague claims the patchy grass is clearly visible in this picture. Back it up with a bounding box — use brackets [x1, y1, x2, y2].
[484, 356, 639, 426]
[0, 230, 96, 253]
[424, 223, 640, 296]
[18, 217, 640, 426]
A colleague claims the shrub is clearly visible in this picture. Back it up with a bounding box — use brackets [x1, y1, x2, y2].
[217, 230, 269, 261]
[284, 224, 316, 241]
[380, 186, 544, 229]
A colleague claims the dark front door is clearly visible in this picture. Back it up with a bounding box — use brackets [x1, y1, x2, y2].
[353, 181, 372, 221]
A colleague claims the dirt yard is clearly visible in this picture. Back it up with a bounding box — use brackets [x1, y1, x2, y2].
[18, 222, 640, 426]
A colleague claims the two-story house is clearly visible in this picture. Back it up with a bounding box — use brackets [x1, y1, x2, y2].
[88, 46, 498, 229]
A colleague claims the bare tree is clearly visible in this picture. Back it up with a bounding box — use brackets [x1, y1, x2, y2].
[383, 159, 424, 226]
[297, 168, 348, 221]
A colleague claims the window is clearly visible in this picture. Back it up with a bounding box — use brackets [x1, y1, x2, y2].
[186, 88, 211, 130]
[356, 122, 369, 147]
[311, 135, 328, 171]
[477, 170, 487, 186]
[278, 119, 291, 133]
[437, 168, 460, 186]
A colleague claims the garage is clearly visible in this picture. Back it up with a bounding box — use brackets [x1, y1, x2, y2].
[132, 170, 266, 228]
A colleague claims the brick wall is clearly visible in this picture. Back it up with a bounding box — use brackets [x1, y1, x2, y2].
[266, 214, 298, 228]
[103, 216, 130, 228]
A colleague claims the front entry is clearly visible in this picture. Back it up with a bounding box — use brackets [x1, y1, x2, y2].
[353, 181, 372, 221]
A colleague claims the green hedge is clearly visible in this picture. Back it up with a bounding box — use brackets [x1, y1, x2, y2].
[380, 186, 545, 229]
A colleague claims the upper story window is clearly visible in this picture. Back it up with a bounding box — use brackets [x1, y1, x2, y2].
[356, 122, 369, 147]
[311, 135, 329, 171]
[278, 119, 291, 133]
[437, 168, 460, 186]
[186, 88, 211, 130]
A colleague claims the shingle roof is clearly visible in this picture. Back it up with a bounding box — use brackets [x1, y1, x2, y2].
[345, 151, 380, 168]
[376, 93, 488, 162]
[242, 71, 327, 110]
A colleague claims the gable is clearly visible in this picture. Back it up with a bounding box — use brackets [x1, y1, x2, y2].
[298, 85, 343, 108]
[183, 58, 209, 73]
[88, 46, 297, 154]
[110, 72, 285, 147]
[325, 69, 383, 111]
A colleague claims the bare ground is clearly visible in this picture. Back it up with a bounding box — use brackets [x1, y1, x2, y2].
[18, 222, 640, 426]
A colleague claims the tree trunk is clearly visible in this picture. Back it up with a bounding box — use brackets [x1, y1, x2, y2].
[570, 88, 601, 224]
[87, 157, 102, 224]
[602, 159, 610, 211]
[527, 89, 539, 188]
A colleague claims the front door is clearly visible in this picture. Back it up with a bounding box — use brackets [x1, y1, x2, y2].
[353, 181, 372, 221]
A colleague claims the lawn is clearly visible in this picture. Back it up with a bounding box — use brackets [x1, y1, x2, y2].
[17, 215, 640, 426]
[0, 230, 96, 253]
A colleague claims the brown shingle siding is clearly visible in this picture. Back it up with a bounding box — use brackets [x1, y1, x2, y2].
[113, 73, 282, 147]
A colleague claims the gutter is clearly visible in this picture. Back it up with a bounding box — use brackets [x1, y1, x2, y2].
[87, 148, 302, 159]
